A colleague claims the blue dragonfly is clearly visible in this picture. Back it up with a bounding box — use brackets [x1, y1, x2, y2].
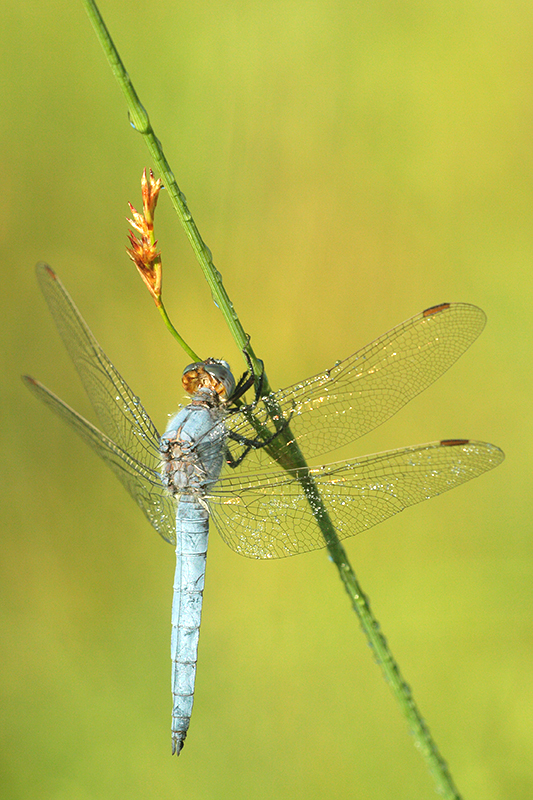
[23, 263, 503, 754]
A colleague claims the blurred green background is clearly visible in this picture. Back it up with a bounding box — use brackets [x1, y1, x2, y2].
[2, 1, 531, 798]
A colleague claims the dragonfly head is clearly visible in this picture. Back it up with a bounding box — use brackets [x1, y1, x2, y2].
[182, 358, 236, 401]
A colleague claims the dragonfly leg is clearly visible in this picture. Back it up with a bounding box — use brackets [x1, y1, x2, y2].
[225, 441, 260, 469]
[230, 369, 256, 403]
[228, 344, 265, 407]
[242, 345, 265, 405]
[225, 412, 292, 469]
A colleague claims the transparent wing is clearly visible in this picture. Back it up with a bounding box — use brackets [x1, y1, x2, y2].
[226, 303, 487, 465]
[28, 267, 499, 558]
[23, 376, 176, 544]
[35, 263, 161, 465]
[208, 440, 504, 558]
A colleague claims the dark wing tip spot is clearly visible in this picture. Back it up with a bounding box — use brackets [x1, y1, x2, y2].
[423, 303, 451, 317]
[36, 262, 56, 280]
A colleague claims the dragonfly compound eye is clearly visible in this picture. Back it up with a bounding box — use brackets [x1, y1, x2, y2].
[182, 359, 235, 399]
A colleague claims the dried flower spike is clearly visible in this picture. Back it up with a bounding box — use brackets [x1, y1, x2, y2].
[141, 167, 162, 227]
[126, 169, 163, 305]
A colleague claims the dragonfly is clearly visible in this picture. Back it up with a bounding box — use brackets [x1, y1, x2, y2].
[23, 262, 503, 755]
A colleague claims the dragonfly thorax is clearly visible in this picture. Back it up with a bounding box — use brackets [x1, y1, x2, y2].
[160, 403, 227, 498]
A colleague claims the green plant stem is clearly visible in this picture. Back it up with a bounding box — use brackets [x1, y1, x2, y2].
[83, 2, 463, 796]
[156, 300, 201, 363]
[306, 488, 462, 799]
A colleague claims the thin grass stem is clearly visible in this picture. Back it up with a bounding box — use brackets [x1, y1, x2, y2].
[156, 301, 200, 363]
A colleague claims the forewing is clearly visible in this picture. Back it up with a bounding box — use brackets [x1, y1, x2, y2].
[227, 303, 486, 464]
[208, 440, 503, 558]
[35, 263, 161, 463]
[23, 376, 176, 545]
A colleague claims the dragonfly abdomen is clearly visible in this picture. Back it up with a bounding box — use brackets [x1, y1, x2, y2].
[171, 496, 209, 755]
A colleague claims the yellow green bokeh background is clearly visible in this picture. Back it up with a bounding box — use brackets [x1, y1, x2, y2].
[2, 2, 532, 798]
